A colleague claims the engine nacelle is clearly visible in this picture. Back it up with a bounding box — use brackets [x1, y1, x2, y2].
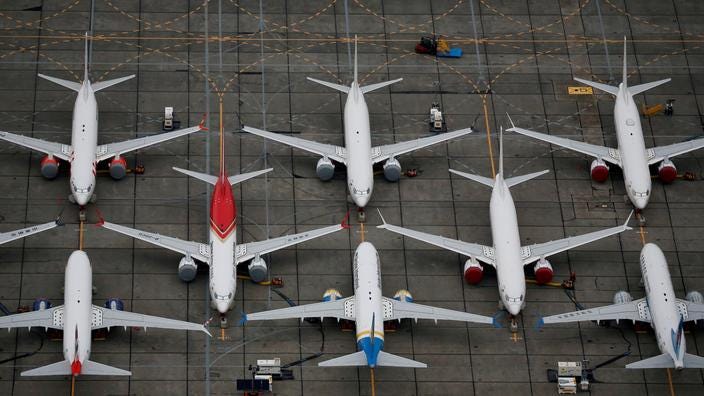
[248, 256, 267, 283]
[316, 157, 335, 181]
[322, 288, 342, 302]
[393, 289, 414, 303]
[40, 155, 59, 179]
[658, 159, 677, 184]
[383, 157, 402, 182]
[104, 298, 124, 311]
[32, 298, 52, 311]
[590, 159, 609, 182]
[686, 291, 703, 304]
[463, 258, 484, 284]
[178, 256, 198, 282]
[613, 290, 633, 305]
[109, 156, 128, 180]
[533, 258, 553, 285]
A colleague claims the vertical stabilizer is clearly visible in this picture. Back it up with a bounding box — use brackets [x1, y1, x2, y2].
[353, 35, 358, 83]
[622, 36, 628, 88]
[498, 126, 504, 177]
[84, 32, 90, 83]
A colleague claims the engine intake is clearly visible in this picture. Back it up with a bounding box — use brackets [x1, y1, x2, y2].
[613, 290, 633, 305]
[463, 258, 483, 284]
[40, 155, 59, 179]
[178, 256, 198, 282]
[109, 156, 128, 180]
[316, 157, 335, 181]
[248, 256, 267, 283]
[104, 298, 124, 311]
[383, 157, 402, 182]
[393, 289, 413, 303]
[32, 298, 52, 311]
[322, 288, 342, 302]
[658, 159, 677, 184]
[533, 258, 553, 285]
[590, 159, 609, 182]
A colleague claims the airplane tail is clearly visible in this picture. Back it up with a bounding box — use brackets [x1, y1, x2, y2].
[574, 37, 669, 97]
[318, 351, 426, 368]
[21, 360, 131, 376]
[172, 167, 272, 186]
[683, 353, 704, 368]
[306, 35, 402, 95]
[318, 351, 368, 367]
[626, 353, 675, 369]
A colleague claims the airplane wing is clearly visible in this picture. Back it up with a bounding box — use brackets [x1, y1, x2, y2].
[371, 128, 473, 164]
[540, 298, 650, 325]
[521, 213, 632, 265]
[243, 297, 355, 322]
[679, 299, 704, 323]
[506, 125, 621, 166]
[377, 212, 495, 267]
[242, 126, 347, 164]
[0, 305, 64, 330]
[236, 223, 345, 264]
[92, 305, 210, 335]
[0, 219, 61, 245]
[0, 130, 71, 161]
[382, 297, 495, 325]
[100, 221, 210, 264]
[95, 124, 204, 162]
[647, 137, 704, 165]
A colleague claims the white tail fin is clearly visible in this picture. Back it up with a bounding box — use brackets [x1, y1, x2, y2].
[92, 74, 135, 92]
[449, 168, 494, 188]
[37, 73, 81, 92]
[173, 167, 272, 186]
[376, 351, 427, 368]
[683, 353, 704, 368]
[21, 360, 72, 376]
[626, 353, 674, 369]
[306, 76, 350, 93]
[504, 169, 550, 188]
[318, 351, 368, 367]
[80, 360, 132, 376]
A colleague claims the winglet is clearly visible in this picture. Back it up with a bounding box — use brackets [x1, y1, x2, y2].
[624, 210, 634, 230]
[376, 208, 387, 228]
[238, 311, 248, 326]
[341, 211, 351, 229]
[202, 326, 213, 337]
[199, 114, 209, 131]
[492, 314, 502, 329]
[54, 215, 65, 227]
[505, 112, 516, 129]
[94, 208, 105, 227]
[536, 317, 545, 329]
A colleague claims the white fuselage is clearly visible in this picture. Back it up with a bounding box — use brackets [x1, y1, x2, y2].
[641, 243, 685, 369]
[62, 250, 94, 369]
[352, 242, 385, 367]
[343, 83, 374, 208]
[209, 229, 237, 314]
[613, 85, 652, 209]
[489, 175, 526, 316]
[69, 81, 99, 206]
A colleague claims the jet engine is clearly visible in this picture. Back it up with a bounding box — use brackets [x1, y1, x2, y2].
[463, 258, 483, 284]
[658, 159, 677, 184]
[316, 157, 335, 181]
[248, 256, 267, 283]
[109, 156, 128, 180]
[40, 155, 59, 179]
[393, 289, 414, 303]
[32, 298, 52, 311]
[322, 288, 342, 302]
[178, 256, 198, 282]
[686, 291, 703, 304]
[590, 159, 609, 182]
[383, 157, 402, 182]
[533, 258, 553, 285]
[104, 298, 124, 311]
[613, 290, 633, 305]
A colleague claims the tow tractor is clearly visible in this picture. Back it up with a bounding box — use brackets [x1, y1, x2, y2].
[429, 102, 447, 133]
[415, 35, 463, 58]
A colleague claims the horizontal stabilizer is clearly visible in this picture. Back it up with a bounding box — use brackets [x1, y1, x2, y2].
[684, 353, 704, 368]
[360, 78, 403, 94]
[92, 74, 136, 92]
[448, 169, 494, 188]
[573, 77, 619, 96]
[80, 360, 132, 376]
[504, 169, 550, 188]
[626, 353, 674, 369]
[228, 168, 273, 186]
[318, 351, 368, 367]
[306, 77, 350, 94]
[37, 73, 81, 92]
[629, 78, 671, 96]
[376, 351, 427, 368]
[21, 361, 71, 376]
[172, 167, 217, 185]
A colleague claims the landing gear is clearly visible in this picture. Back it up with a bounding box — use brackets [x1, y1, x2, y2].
[219, 313, 229, 329]
[79, 208, 87, 222]
[357, 207, 366, 223]
[509, 315, 519, 333]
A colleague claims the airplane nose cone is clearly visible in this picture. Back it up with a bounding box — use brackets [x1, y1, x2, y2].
[634, 197, 649, 210]
[353, 193, 370, 208]
[507, 303, 522, 316]
[74, 193, 90, 206]
[215, 301, 230, 314]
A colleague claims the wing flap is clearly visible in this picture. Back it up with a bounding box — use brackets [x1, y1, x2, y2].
[242, 126, 346, 163]
[244, 297, 354, 322]
[0, 220, 61, 245]
[648, 138, 704, 164]
[93, 305, 210, 335]
[96, 125, 203, 162]
[384, 298, 494, 325]
[540, 298, 649, 325]
[236, 223, 344, 264]
[0, 130, 71, 161]
[371, 128, 473, 164]
[0, 306, 63, 330]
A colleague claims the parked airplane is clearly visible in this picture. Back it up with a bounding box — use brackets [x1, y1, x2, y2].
[242, 36, 473, 208]
[243, 241, 495, 368]
[0, 33, 205, 206]
[377, 128, 632, 329]
[0, 218, 61, 245]
[99, 111, 347, 322]
[0, 250, 209, 376]
[539, 243, 704, 370]
[507, 39, 704, 210]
